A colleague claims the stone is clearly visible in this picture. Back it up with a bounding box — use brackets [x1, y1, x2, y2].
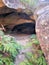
[36, 11, 49, 65]
[0, 0, 5, 7]
[0, 6, 16, 14]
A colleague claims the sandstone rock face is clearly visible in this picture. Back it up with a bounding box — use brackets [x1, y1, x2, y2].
[36, 11, 49, 65]
[0, 6, 16, 14]
[0, 0, 17, 14]
[0, 0, 5, 7]
[0, 10, 35, 34]
[2, 0, 25, 9]
[0, 0, 35, 34]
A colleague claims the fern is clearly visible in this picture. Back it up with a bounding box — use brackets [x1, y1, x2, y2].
[20, 34, 47, 65]
[0, 30, 22, 65]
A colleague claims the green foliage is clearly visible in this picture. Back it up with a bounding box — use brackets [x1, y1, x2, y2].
[30, 34, 39, 45]
[20, 50, 47, 65]
[20, 0, 38, 6]
[0, 31, 47, 65]
[0, 54, 14, 65]
[20, 34, 47, 65]
[24, 34, 39, 49]
[0, 30, 22, 65]
[25, 51, 47, 65]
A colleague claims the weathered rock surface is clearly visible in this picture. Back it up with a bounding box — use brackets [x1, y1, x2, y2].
[0, 0, 5, 7]
[36, 12, 49, 65]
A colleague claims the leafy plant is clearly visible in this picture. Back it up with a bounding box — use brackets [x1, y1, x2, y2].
[20, 34, 47, 65]
[0, 30, 22, 65]
[30, 34, 39, 45]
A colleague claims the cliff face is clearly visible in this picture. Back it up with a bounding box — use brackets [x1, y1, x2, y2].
[0, 6, 16, 14]
[0, 1, 34, 26]
[0, 0, 16, 14]
[0, 0, 5, 7]
[0, 0, 35, 34]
